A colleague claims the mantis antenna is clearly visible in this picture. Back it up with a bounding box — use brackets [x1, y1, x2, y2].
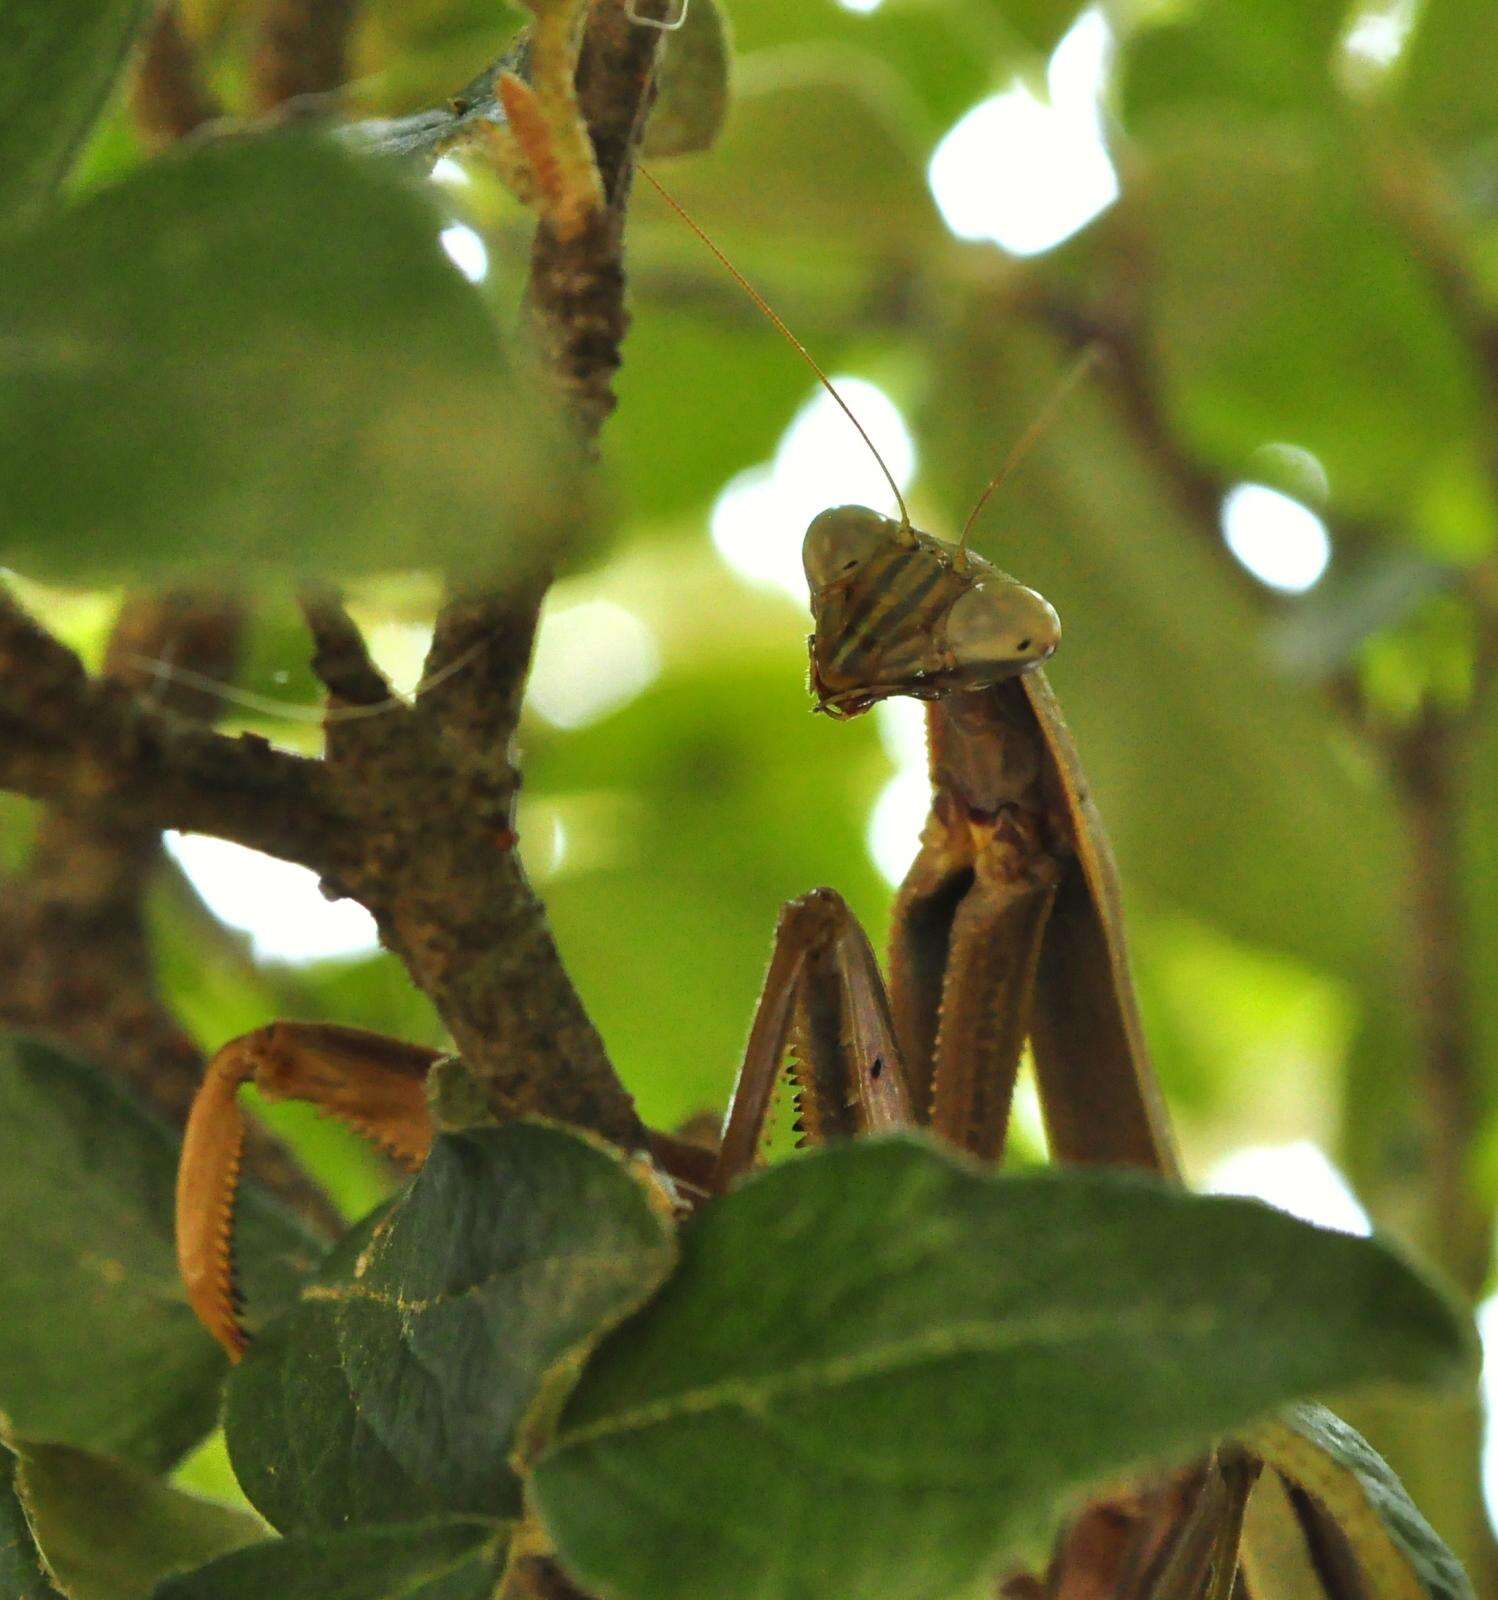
[956, 343, 1103, 553]
[638, 165, 911, 530]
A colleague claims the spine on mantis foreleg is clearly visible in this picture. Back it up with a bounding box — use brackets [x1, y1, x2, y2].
[176, 1044, 257, 1358]
[176, 1023, 440, 1358]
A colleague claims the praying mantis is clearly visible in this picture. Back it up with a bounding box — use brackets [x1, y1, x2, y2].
[174, 397, 1179, 1345]
[174, 164, 1223, 1596]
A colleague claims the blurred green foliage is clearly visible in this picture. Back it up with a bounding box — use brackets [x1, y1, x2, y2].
[0, 0, 1495, 1582]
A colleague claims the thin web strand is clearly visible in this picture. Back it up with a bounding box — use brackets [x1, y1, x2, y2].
[639, 165, 910, 529]
[121, 638, 486, 725]
[958, 345, 1103, 552]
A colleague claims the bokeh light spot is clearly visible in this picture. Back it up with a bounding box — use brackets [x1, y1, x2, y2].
[867, 769, 930, 887]
[166, 833, 379, 963]
[430, 156, 472, 187]
[439, 223, 489, 284]
[1205, 1141, 1371, 1235]
[711, 378, 916, 599]
[1221, 484, 1332, 593]
[927, 10, 1118, 257]
[528, 599, 662, 729]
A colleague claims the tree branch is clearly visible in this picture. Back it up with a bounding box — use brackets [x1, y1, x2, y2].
[132, 4, 223, 147]
[251, 0, 360, 112]
[0, 592, 342, 874]
[0, 0, 672, 1157]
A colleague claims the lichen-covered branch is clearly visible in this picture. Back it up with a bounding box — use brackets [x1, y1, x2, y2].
[0, 0, 672, 1156]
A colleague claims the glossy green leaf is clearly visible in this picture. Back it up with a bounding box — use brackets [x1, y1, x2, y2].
[0, 1036, 320, 1471]
[0, 134, 575, 586]
[1247, 1404, 1474, 1600]
[533, 1138, 1471, 1600]
[153, 1517, 508, 1600]
[225, 1123, 676, 1533]
[0, 0, 150, 218]
[0, 1443, 65, 1600]
[644, 0, 731, 159]
[1132, 112, 1489, 533]
[721, 0, 1006, 132]
[6, 1438, 262, 1600]
[652, 51, 941, 259]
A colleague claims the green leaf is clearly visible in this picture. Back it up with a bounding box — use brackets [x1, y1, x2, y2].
[5, 1438, 262, 1600]
[532, 1137, 1470, 1600]
[0, 134, 575, 587]
[1133, 112, 1490, 534]
[0, 0, 151, 219]
[226, 1122, 676, 1533]
[1398, 0, 1498, 160]
[0, 1443, 65, 1600]
[152, 1517, 508, 1600]
[719, 0, 1011, 133]
[1247, 1404, 1474, 1600]
[644, 0, 731, 159]
[0, 1036, 321, 1471]
[651, 49, 941, 258]
[1121, 0, 1345, 120]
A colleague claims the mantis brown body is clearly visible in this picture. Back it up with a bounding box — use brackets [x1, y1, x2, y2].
[174, 183, 1221, 1596]
[174, 504, 1177, 1352]
[172, 501, 1225, 1595]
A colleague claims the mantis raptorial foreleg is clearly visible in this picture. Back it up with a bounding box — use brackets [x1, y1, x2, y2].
[890, 799, 1060, 1160]
[176, 1023, 439, 1355]
[715, 887, 911, 1188]
[175, 890, 915, 1358]
[176, 1021, 727, 1359]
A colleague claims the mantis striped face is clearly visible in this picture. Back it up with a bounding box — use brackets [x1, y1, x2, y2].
[803, 505, 1061, 718]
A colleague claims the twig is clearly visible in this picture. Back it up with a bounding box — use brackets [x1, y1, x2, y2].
[132, 4, 222, 147]
[1388, 708, 1489, 1298]
[300, 589, 393, 709]
[251, 0, 360, 111]
[380, 0, 676, 1142]
[522, 0, 671, 436]
[0, 591, 341, 872]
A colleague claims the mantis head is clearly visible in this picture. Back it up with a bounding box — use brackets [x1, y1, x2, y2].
[802, 505, 1060, 718]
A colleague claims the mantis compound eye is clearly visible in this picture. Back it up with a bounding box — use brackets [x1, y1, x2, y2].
[803, 505, 900, 592]
[943, 579, 1061, 682]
